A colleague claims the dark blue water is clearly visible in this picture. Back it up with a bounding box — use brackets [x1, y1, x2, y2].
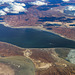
[69, 24, 75, 26]
[48, 0, 63, 4]
[61, 3, 75, 6]
[39, 17, 75, 23]
[0, 24, 75, 48]
[44, 24, 61, 26]
[64, 10, 75, 16]
[37, 5, 59, 11]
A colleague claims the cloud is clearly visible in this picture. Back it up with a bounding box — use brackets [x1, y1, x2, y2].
[0, 0, 14, 4]
[0, 0, 27, 15]
[62, 0, 70, 2]
[3, 7, 10, 12]
[65, 6, 75, 11]
[4, 2, 27, 13]
[29, 0, 47, 6]
[0, 10, 6, 15]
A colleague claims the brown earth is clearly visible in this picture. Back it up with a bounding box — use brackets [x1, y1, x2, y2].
[1, 4, 75, 40]
[51, 27, 75, 40]
[0, 63, 15, 75]
[0, 1, 75, 74]
[0, 42, 75, 75]
[0, 42, 23, 56]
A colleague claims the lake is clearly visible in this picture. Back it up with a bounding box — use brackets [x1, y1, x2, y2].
[0, 24, 75, 48]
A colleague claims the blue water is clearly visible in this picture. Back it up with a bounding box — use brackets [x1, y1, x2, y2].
[0, 24, 75, 48]
[69, 24, 75, 26]
[48, 0, 63, 4]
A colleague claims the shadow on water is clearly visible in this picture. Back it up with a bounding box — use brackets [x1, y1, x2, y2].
[48, 0, 63, 4]
[38, 17, 75, 23]
[37, 5, 59, 11]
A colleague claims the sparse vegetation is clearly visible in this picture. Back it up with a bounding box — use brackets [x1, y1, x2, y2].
[55, 48, 70, 59]
[0, 56, 35, 75]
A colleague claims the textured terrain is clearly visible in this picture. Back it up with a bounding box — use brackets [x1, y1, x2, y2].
[0, 42, 75, 75]
[0, 0, 75, 40]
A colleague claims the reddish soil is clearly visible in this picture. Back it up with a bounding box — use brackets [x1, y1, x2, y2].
[0, 42, 75, 75]
[52, 27, 75, 40]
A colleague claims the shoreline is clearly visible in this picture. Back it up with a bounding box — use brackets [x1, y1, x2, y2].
[0, 21, 75, 49]
[0, 41, 56, 50]
[0, 21, 75, 42]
